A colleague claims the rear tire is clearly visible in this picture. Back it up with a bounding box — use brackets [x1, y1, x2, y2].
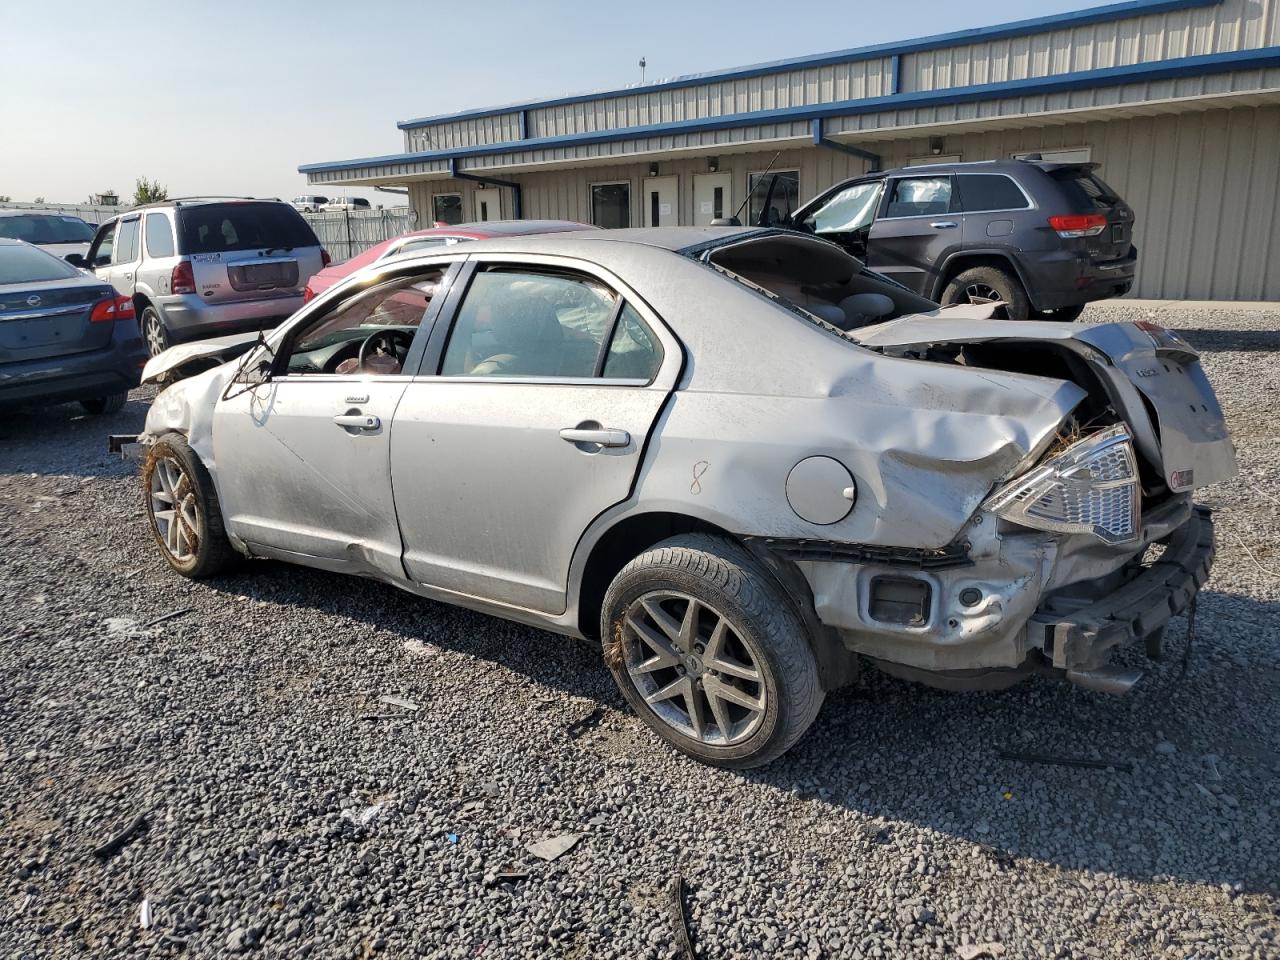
[1031, 304, 1086, 322]
[143, 432, 240, 578]
[80, 390, 128, 415]
[601, 534, 824, 768]
[942, 266, 1030, 321]
[141, 305, 170, 358]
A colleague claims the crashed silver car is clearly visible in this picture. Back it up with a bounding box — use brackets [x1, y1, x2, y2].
[133, 226, 1236, 768]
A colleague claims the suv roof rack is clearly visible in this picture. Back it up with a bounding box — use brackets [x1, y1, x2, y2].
[128, 196, 276, 211]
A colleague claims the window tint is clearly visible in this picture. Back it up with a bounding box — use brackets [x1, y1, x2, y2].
[748, 170, 799, 226]
[590, 183, 630, 229]
[956, 174, 1029, 212]
[0, 243, 81, 283]
[603, 304, 663, 381]
[804, 180, 883, 234]
[441, 269, 618, 378]
[177, 202, 318, 254]
[113, 218, 139, 264]
[284, 269, 444, 376]
[432, 194, 462, 225]
[0, 215, 94, 244]
[144, 213, 175, 257]
[883, 177, 953, 218]
[1050, 170, 1120, 210]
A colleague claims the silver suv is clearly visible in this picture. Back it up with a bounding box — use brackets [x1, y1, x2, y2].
[71, 199, 328, 357]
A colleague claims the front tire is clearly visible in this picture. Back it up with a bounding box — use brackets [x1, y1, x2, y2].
[141, 305, 170, 358]
[143, 432, 239, 578]
[942, 265, 1030, 321]
[80, 390, 128, 415]
[601, 534, 824, 768]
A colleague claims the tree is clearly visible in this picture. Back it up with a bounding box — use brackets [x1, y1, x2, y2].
[133, 177, 168, 205]
[32, 196, 45, 204]
[0, 195, 10, 203]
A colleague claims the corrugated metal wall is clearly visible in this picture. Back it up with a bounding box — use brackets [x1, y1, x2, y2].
[404, 104, 1280, 301]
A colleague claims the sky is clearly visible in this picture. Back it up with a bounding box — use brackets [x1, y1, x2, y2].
[1, 0, 1095, 206]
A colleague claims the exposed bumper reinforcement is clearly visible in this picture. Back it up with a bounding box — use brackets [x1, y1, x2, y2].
[1031, 506, 1214, 680]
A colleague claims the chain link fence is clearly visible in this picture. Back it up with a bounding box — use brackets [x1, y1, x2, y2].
[301, 208, 417, 263]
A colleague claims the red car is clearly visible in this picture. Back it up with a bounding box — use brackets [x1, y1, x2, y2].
[304, 219, 595, 301]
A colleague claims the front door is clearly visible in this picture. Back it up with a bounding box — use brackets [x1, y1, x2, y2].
[693, 173, 733, 226]
[211, 262, 456, 577]
[865, 174, 962, 296]
[473, 188, 503, 222]
[390, 259, 678, 613]
[641, 176, 679, 227]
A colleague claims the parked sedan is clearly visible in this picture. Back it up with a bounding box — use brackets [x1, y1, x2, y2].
[0, 210, 96, 261]
[0, 239, 145, 412]
[131, 227, 1235, 767]
[304, 220, 596, 300]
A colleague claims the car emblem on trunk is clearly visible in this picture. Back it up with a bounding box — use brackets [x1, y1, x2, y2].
[26, 295, 41, 307]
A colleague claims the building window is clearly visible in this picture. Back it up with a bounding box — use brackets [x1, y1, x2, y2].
[591, 182, 631, 229]
[432, 193, 463, 226]
[747, 170, 799, 226]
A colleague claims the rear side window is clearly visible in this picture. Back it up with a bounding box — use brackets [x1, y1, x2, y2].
[603, 304, 663, 381]
[1050, 169, 1120, 210]
[113, 218, 140, 264]
[956, 174, 1029, 212]
[177, 203, 319, 254]
[145, 213, 175, 257]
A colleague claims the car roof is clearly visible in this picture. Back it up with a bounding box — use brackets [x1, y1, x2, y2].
[405, 219, 595, 240]
[452, 225, 766, 252]
[840, 158, 1096, 181]
[0, 210, 88, 218]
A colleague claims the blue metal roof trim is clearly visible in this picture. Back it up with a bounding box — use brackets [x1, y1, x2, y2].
[394, 0, 1221, 130]
[301, 44, 1280, 175]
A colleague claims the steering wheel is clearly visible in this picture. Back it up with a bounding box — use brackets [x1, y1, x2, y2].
[357, 328, 415, 371]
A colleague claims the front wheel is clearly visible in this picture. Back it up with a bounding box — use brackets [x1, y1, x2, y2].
[143, 432, 240, 578]
[941, 266, 1030, 321]
[601, 534, 824, 768]
[141, 305, 170, 358]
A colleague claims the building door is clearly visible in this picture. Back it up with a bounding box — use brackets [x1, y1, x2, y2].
[641, 176, 679, 227]
[693, 173, 733, 225]
[473, 187, 503, 222]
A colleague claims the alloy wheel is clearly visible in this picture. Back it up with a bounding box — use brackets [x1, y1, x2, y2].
[144, 311, 167, 357]
[149, 456, 199, 562]
[961, 282, 1001, 305]
[621, 591, 766, 746]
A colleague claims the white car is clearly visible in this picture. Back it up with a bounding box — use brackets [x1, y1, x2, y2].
[290, 195, 329, 213]
[0, 210, 96, 261]
[319, 197, 372, 212]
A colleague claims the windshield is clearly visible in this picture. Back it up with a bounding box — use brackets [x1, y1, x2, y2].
[803, 181, 883, 235]
[0, 243, 82, 283]
[177, 202, 319, 254]
[0, 214, 95, 244]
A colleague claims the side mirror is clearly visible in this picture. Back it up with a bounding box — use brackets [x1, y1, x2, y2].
[65, 253, 86, 267]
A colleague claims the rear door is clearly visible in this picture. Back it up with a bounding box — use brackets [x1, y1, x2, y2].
[105, 215, 141, 297]
[389, 256, 679, 614]
[865, 174, 963, 295]
[176, 202, 324, 303]
[0, 245, 116, 363]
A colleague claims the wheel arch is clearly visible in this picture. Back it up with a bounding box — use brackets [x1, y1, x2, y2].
[931, 250, 1032, 303]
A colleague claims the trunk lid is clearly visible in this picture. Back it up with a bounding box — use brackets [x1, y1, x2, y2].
[0, 276, 117, 363]
[1047, 164, 1134, 262]
[850, 315, 1237, 494]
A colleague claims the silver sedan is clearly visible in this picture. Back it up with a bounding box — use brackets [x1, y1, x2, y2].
[134, 226, 1236, 767]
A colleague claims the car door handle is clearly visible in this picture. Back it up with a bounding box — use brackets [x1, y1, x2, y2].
[929, 221, 958, 229]
[559, 427, 630, 447]
[333, 413, 380, 431]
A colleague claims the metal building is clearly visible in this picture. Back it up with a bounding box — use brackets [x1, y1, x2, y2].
[300, 0, 1280, 300]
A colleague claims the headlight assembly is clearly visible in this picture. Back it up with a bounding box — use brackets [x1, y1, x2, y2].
[983, 424, 1140, 544]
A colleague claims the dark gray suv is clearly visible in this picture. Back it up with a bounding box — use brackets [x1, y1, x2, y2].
[787, 158, 1137, 321]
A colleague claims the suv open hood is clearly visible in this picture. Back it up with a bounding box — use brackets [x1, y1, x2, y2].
[850, 315, 1237, 494]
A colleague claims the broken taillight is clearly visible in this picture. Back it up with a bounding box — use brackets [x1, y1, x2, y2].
[983, 425, 1141, 544]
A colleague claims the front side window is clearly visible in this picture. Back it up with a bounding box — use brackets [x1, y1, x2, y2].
[144, 213, 175, 257]
[281, 268, 446, 376]
[590, 183, 630, 229]
[956, 175, 1029, 213]
[441, 269, 620, 378]
[432, 194, 463, 225]
[804, 180, 883, 235]
[88, 222, 116, 266]
[883, 176, 953, 218]
[748, 170, 800, 226]
[113, 218, 139, 264]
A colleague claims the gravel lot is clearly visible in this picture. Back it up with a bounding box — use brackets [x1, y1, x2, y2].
[2, 303, 1278, 959]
